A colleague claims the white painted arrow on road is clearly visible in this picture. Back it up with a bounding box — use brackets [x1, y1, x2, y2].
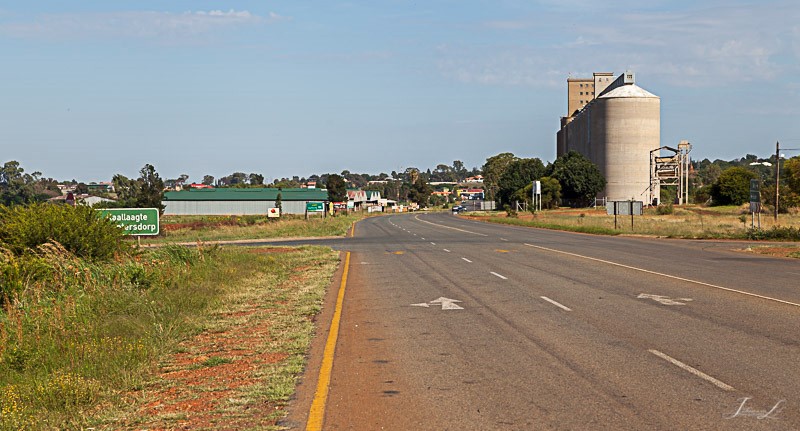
[411, 297, 463, 310]
[637, 294, 693, 305]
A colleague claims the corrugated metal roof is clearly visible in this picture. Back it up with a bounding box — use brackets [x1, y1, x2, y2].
[164, 188, 329, 201]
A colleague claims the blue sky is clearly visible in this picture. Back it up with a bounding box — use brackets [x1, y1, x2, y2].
[1, 1, 799, 183]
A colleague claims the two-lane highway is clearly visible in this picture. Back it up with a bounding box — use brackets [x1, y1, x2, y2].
[295, 212, 800, 430]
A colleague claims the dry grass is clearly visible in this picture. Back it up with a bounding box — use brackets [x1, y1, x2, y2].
[470, 204, 800, 239]
[104, 246, 339, 430]
[141, 213, 371, 244]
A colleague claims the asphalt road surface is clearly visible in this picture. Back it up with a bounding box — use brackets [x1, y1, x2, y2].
[288, 212, 800, 430]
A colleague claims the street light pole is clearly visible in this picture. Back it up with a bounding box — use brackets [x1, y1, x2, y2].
[775, 141, 780, 222]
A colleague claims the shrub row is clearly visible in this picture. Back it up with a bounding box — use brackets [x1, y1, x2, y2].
[746, 226, 800, 241]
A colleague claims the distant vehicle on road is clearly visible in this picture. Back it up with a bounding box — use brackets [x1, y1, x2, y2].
[451, 205, 464, 213]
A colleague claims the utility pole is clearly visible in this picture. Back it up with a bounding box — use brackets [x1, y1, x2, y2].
[775, 141, 780, 223]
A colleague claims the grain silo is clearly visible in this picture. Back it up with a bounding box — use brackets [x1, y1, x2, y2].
[557, 71, 660, 203]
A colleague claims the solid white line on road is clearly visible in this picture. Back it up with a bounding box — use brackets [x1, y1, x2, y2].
[443, 249, 451, 253]
[413, 215, 489, 236]
[491, 272, 508, 280]
[648, 349, 735, 391]
[541, 296, 572, 311]
[523, 243, 800, 308]
[462, 257, 472, 263]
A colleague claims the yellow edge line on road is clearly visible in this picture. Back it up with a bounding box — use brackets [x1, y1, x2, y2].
[306, 251, 350, 431]
[350, 220, 356, 238]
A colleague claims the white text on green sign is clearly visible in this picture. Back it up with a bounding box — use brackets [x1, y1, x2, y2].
[98, 208, 160, 236]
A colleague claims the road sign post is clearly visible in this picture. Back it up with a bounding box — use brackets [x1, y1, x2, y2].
[749, 179, 761, 229]
[305, 202, 325, 219]
[97, 208, 160, 236]
[606, 201, 643, 230]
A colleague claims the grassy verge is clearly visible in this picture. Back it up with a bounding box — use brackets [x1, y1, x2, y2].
[106, 245, 338, 430]
[467, 205, 800, 240]
[483, 215, 620, 236]
[0, 244, 339, 430]
[142, 213, 370, 244]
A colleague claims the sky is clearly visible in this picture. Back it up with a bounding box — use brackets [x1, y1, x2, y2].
[1, 1, 799, 183]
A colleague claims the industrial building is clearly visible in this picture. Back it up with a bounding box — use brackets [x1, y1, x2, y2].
[557, 71, 661, 203]
[162, 188, 328, 216]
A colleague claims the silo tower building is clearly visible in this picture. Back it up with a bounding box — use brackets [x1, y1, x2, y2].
[556, 71, 660, 203]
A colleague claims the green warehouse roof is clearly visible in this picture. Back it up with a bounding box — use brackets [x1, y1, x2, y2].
[164, 188, 329, 201]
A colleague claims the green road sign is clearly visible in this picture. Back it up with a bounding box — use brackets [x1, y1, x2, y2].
[306, 202, 325, 212]
[98, 208, 160, 236]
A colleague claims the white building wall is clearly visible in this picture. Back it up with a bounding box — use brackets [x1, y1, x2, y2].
[164, 200, 315, 215]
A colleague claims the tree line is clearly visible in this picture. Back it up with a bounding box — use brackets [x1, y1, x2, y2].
[5, 152, 800, 212]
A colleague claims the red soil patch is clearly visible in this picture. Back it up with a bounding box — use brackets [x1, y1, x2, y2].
[126, 306, 293, 429]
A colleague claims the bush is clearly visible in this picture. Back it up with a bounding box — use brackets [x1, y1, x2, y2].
[0, 247, 51, 301]
[656, 203, 674, 215]
[746, 226, 800, 241]
[710, 167, 756, 206]
[0, 203, 130, 260]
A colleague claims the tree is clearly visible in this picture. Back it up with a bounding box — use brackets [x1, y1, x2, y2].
[783, 156, 800, 196]
[112, 174, 138, 206]
[431, 164, 457, 182]
[326, 174, 348, 203]
[75, 182, 89, 194]
[515, 176, 561, 210]
[696, 162, 722, 187]
[202, 175, 215, 186]
[0, 161, 40, 205]
[548, 151, 606, 207]
[136, 164, 166, 213]
[452, 160, 468, 181]
[249, 173, 264, 186]
[497, 158, 546, 206]
[709, 166, 756, 206]
[275, 192, 282, 211]
[482, 152, 516, 202]
[409, 176, 432, 207]
[112, 165, 164, 212]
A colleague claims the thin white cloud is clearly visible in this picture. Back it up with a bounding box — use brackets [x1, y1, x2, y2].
[0, 9, 287, 41]
[440, 1, 797, 88]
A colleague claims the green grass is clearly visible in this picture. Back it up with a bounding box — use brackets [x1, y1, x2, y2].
[0, 242, 340, 430]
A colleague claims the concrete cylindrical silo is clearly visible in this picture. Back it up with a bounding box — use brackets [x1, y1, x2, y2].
[593, 85, 660, 202]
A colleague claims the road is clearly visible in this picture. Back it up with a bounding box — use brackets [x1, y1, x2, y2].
[287, 212, 800, 430]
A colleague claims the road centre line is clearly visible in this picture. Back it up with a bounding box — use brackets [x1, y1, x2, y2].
[431, 242, 436, 245]
[443, 249, 451, 253]
[648, 349, 735, 391]
[541, 296, 572, 311]
[491, 272, 508, 280]
[462, 257, 472, 263]
[413, 215, 489, 236]
[523, 243, 800, 308]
